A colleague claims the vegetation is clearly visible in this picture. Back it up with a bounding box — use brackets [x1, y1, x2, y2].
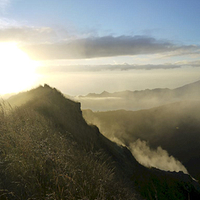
[0, 88, 136, 200]
[1, 85, 200, 200]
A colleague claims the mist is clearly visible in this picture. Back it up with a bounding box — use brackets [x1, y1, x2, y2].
[82, 90, 200, 180]
[83, 110, 189, 174]
[79, 80, 200, 111]
[129, 139, 188, 174]
[108, 135, 189, 174]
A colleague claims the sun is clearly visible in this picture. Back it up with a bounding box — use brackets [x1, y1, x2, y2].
[0, 42, 39, 95]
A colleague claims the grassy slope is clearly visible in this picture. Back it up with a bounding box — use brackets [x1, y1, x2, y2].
[1, 85, 200, 199]
[1, 86, 138, 200]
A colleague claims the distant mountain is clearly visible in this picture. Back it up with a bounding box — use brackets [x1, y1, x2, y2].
[83, 100, 200, 181]
[1, 85, 200, 199]
[84, 90, 111, 98]
[76, 80, 200, 111]
[174, 80, 200, 97]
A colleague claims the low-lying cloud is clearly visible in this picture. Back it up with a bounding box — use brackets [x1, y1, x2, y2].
[129, 139, 188, 174]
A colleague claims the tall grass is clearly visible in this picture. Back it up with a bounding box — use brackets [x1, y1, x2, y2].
[0, 102, 136, 200]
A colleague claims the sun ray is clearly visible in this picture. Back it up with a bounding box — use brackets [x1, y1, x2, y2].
[0, 42, 39, 94]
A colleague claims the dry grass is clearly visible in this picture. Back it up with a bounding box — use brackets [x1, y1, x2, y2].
[0, 102, 136, 200]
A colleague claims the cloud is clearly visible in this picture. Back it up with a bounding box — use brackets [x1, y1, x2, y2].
[159, 45, 200, 58]
[20, 35, 200, 60]
[0, 26, 57, 43]
[36, 63, 183, 74]
[0, 25, 198, 61]
[100, 63, 181, 71]
[129, 139, 188, 174]
[36, 58, 200, 74]
[0, 18, 19, 28]
[21, 35, 180, 60]
[182, 60, 200, 67]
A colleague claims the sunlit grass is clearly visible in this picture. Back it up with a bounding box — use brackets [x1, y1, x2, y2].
[0, 101, 135, 200]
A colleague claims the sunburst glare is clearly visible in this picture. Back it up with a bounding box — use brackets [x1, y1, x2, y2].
[0, 42, 40, 94]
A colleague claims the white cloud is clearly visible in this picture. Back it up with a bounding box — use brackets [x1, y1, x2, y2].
[0, 18, 19, 28]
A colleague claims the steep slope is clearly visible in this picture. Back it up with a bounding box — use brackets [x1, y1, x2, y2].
[76, 80, 200, 111]
[1, 85, 200, 199]
[2, 85, 141, 199]
[83, 100, 200, 181]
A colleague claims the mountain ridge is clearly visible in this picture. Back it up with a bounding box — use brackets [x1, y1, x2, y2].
[82, 79, 200, 97]
[76, 80, 200, 111]
[1, 85, 200, 199]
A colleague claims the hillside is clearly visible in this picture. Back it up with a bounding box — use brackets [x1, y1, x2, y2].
[76, 80, 200, 111]
[83, 100, 200, 181]
[0, 85, 199, 199]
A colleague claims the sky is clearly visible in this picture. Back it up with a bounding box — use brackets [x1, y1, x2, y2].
[0, 0, 200, 95]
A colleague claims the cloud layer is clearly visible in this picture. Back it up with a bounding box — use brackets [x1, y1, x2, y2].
[36, 60, 200, 74]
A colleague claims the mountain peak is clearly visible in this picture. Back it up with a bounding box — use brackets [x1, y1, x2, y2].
[100, 90, 109, 96]
[8, 84, 80, 111]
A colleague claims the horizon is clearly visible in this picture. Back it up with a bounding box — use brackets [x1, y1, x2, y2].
[1, 78, 200, 98]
